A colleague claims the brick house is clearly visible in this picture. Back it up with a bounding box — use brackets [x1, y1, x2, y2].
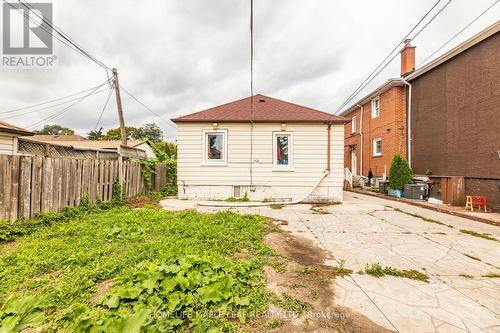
[406, 22, 500, 208]
[340, 42, 413, 179]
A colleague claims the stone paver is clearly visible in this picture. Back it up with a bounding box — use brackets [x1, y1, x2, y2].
[160, 192, 500, 333]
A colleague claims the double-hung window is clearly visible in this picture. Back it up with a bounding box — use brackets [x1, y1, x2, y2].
[373, 138, 382, 156]
[273, 132, 293, 170]
[351, 116, 357, 133]
[371, 97, 380, 118]
[203, 129, 227, 164]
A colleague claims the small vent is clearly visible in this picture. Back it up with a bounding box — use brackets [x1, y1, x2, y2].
[258, 99, 266, 103]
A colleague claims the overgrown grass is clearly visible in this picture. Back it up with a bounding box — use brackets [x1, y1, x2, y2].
[364, 263, 429, 282]
[0, 203, 272, 331]
[460, 229, 498, 242]
[270, 292, 311, 314]
[224, 192, 250, 203]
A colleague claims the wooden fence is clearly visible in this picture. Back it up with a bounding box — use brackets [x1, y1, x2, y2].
[0, 155, 169, 221]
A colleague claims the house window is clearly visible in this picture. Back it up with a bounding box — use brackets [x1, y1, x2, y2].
[371, 97, 380, 118]
[351, 116, 357, 133]
[273, 132, 293, 169]
[203, 129, 227, 164]
[373, 138, 382, 156]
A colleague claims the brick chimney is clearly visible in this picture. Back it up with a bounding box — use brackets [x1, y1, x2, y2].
[400, 39, 416, 77]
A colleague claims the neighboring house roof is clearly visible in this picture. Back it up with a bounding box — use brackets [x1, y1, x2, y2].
[26, 139, 147, 150]
[171, 94, 347, 123]
[407, 20, 500, 81]
[0, 120, 33, 136]
[339, 79, 404, 116]
[28, 134, 86, 141]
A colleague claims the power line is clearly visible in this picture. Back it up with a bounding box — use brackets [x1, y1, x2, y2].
[27, 81, 111, 130]
[18, 0, 112, 73]
[119, 86, 177, 129]
[2, 1, 92, 61]
[334, 0, 443, 114]
[0, 83, 110, 115]
[0, 88, 110, 121]
[334, 0, 452, 114]
[94, 83, 115, 130]
[417, 0, 499, 67]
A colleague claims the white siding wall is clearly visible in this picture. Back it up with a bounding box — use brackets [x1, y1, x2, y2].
[135, 143, 156, 159]
[177, 122, 344, 202]
[0, 133, 15, 155]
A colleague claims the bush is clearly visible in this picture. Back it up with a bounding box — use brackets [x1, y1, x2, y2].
[388, 153, 413, 190]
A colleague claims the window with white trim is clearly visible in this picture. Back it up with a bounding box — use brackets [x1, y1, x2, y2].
[203, 129, 227, 164]
[351, 116, 357, 133]
[273, 132, 293, 169]
[371, 97, 380, 118]
[373, 138, 382, 156]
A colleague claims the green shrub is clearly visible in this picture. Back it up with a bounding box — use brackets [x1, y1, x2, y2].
[388, 153, 413, 190]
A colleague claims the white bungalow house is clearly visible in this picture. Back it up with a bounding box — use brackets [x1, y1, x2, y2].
[171, 95, 347, 202]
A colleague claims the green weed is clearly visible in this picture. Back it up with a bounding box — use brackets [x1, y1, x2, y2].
[460, 229, 498, 242]
[364, 263, 429, 282]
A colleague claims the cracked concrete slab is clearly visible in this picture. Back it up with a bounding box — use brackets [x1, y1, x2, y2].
[160, 191, 500, 333]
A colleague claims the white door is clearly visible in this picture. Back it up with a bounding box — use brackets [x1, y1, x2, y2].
[351, 149, 357, 176]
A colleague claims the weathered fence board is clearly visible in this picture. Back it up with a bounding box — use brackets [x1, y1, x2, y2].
[0, 155, 169, 222]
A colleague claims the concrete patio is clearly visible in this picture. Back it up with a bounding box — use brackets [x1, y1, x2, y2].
[160, 192, 500, 333]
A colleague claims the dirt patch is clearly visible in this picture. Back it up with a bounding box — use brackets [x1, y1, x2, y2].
[91, 279, 113, 305]
[1, 241, 18, 251]
[126, 196, 161, 208]
[264, 232, 331, 266]
[244, 231, 394, 333]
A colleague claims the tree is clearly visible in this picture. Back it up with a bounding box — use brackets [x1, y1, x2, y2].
[135, 123, 163, 142]
[102, 126, 138, 141]
[102, 124, 163, 142]
[151, 141, 177, 161]
[388, 153, 413, 190]
[34, 124, 74, 135]
[87, 127, 104, 140]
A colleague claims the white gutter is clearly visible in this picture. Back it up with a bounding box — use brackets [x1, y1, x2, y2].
[402, 79, 412, 168]
[356, 104, 364, 176]
[197, 170, 330, 207]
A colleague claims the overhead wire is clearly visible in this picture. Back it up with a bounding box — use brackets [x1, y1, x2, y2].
[119, 86, 177, 129]
[94, 83, 115, 130]
[27, 81, 111, 130]
[417, 0, 499, 67]
[334, 0, 453, 114]
[0, 87, 111, 120]
[249, 0, 254, 187]
[334, 0, 443, 114]
[16, 0, 112, 80]
[0, 83, 110, 115]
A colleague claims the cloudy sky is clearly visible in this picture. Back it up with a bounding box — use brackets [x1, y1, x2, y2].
[1, 0, 498, 139]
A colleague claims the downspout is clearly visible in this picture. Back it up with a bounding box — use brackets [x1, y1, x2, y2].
[402, 78, 412, 168]
[356, 104, 364, 176]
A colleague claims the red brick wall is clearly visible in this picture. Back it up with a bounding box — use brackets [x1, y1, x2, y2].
[344, 86, 407, 177]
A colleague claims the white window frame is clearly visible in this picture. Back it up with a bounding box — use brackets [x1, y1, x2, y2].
[351, 116, 357, 133]
[273, 132, 293, 171]
[373, 138, 382, 156]
[202, 129, 228, 165]
[371, 96, 380, 118]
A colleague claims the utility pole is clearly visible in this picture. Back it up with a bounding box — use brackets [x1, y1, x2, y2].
[112, 68, 127, 146]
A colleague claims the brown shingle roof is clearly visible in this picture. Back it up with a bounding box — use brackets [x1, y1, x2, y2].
[171, 94, 347, 123]
[28, 135, 86, 142]
[25, 140, 146, 149]
[0, 121, 33, 136]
